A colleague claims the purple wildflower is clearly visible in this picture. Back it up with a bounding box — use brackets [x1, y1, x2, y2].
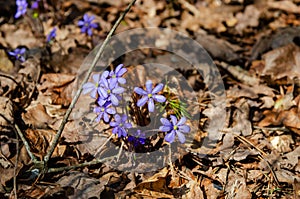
[134, 80, 166, 112]
[98, 78, 125, 106]
[159, 115, 190, 143]
[31, 0, 40, 9]
[46, 27, 57, 43]
[110, 114, 132, 138]
[94, 101, 116, 123]
[128, 129, 146, 147]
[82, 74, 102, 99]
[109, 64, 127, 85]
[15, 0, 28, 19]
[8, 47, 26, 62]
[78, 14, 98, 36]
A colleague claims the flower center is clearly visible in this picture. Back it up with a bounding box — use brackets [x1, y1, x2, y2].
[107, 89, 111, 94]
[85, 23, 89, 27]
[119, 123, 123, 127]
[101, 108, 105, 112]
[173, 125, 178, 130]
[112, 74, 116, 78]
[148, 93, 152, 98]
[95, 82, 99, 87]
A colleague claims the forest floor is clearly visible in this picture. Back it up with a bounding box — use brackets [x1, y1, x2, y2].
[0, 0, 300, 198]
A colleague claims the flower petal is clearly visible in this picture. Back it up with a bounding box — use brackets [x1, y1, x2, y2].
[177, 131, 186, 143]
[165, 131, 175, 143]
[110, 94, 119, 106]
[117, 68, 127, 76]
[134, 87, 147, 95]
[112, 87, 125, 94]
[159, 125, 172, 132]
[115, 64, 123, 73]
[170, 115, 178, 125]
[110, 122, 118, 127]
[118, 77, 126, 84]
[114, 114, 121, 123]
[92, 74, 101, 83]
[177, 117, 187, 126]
[145, 80, 153, 93]
[112, 127, 119, 134]
[124, 122, 132, 129]
[99, 87, 108, 98]
[106, 107, 116, 114]
[160, 118, 171, 126]
[148, 98, 154, 112]
[137, 96, 148, 107]
[103, 112, 109, 122]
[179, 125, 190, 133]
[153, 95, 166, 103]
[152, 83, 164, 94]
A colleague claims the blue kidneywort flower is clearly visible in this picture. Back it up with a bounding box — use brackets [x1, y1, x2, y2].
[82, 74, 102, 99]
[8, 47, 26, 62]
[159, 115, 190, 143]
[31, 0, 40, 9]
[94, 101, 116, 123]
[128, 129, 146, 147]
[110, 114, 132, 138]
[99, 77, 125, 106]
[109, 64, 127, 85]
[134, 80, 166, 112]
[46, 27, 57, 43]
[15, 0, 28, 18]
[78, 14, 98, 36]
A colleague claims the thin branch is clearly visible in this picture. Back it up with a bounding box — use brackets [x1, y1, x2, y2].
[14, 123, 38, 163]
[44, 0, 137, 163]
[47, 156, 114, 173]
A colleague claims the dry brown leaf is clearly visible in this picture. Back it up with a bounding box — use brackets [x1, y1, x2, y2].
[231, 98, 252, 136]
[134, 167, 173, 198]
[0, 97, 15, 132]
[270, 134, 294, 153]
[262, 43, 300, 81]
[268, 0, 300, 14]
[24, 129, 65, 159]
[22, 102, 54, 129]
[0, 49, 14, 73]
[235, 5, 261, 34]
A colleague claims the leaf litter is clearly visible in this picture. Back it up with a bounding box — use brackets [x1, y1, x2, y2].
[0, 0, 299, 198]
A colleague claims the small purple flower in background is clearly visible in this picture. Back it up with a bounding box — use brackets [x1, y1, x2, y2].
[159, 115, 190, 143]
[78, 14, 98, 36]
[94, 101, 116, 123]
[134, 80, 166, 112]
[99, 78, 125, 106]
[110, 114, 132, 138]
[31, 0, 40, 9]
[46, 27, 57, 43]
[82, 74, 102, 98]
[8, 47, 26, 62]
[15, 0, 28, 18]
[109, 64, 127, 85]
[128, 129, 146, 147]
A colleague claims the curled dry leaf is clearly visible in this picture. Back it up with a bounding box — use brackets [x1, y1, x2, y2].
[0, 97, 15, 132]
[24, 129, 65, 159]
[235, 5, 261, 34]
[22, 102, 54, 129]
[262, 43, 300, 81]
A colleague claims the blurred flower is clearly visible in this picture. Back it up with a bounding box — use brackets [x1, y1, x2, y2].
[94, 101, 116, 123]
[46, 27, 57, 43]
[8, 47, 26, 62]
[78, 14, 98, 36]
[159, 115, 190, 143]
[134, 80, 166, 112]
[98, 77, 125, 106]
[109, 64, 127, 85]
[128, 129, 146, 147]
[15, 0, 28, 18]
[82, 74, 102, 99]
[31, 0, 40, 9]
[110, 114, 132, 138]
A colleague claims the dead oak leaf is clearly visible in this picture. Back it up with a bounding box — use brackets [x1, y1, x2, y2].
[262, 43, 300, 81]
